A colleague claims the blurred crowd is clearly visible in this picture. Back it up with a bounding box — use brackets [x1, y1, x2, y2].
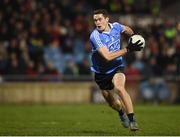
[0, 0, 179, 83]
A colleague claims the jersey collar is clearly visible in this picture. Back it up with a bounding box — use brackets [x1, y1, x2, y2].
[102, 23, 113, 34]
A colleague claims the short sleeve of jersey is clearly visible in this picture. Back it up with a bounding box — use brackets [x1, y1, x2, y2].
[113, 22, 125, 33]
[90, 30, 105, 49]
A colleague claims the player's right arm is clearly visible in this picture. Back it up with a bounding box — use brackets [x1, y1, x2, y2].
[90, 31, 128, 61]
[98, 40, 143, 61]
[97, 46, 127, 61]
[90, 31, 141, 61]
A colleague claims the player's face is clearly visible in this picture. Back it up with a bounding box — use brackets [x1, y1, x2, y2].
[93, 14, 109, 32]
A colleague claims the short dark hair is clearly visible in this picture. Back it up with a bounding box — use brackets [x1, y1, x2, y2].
[93, 9, 108, 18]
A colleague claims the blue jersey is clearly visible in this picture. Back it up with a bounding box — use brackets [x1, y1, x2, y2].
[90, 22, 125, 74]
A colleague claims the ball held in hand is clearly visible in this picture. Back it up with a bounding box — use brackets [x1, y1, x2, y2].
[130, 34, 145, 48]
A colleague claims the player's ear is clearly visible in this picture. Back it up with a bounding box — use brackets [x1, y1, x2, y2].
[106, 17, 109, 22]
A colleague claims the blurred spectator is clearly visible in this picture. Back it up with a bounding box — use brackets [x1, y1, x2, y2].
[44, 39, 64, 74]
[125, 62, 140, 84]
[0, 42, 7, 75]
[7, 38, 21, 58]
[140, 78, 171, 103]
[43, 62, 59, 81]
[25, 61, 38, 80]
[77, 57, 91, 75]
[63, 57, 78, 76]
[164, 18, 177, 46]
[6, 53, 24, 75]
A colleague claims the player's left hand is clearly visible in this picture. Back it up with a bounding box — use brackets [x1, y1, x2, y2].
[126, 38, 143, 52]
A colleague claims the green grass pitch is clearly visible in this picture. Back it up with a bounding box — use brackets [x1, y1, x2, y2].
[0, 104, 180, 136]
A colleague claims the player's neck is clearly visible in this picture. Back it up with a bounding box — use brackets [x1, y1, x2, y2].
[103, 23, 111, 32]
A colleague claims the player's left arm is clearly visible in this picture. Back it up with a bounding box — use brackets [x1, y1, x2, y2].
[122, 26, 134, 36]
[122, 25, 144, 52]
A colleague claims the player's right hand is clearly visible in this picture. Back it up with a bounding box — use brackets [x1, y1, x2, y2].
[126, 38, 143, 52]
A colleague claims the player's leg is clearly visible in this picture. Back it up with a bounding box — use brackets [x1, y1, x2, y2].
[112, 72, 139, 131]
[94, 72, 129, 128]
[101, 90, 121, 110]
[101, 90, 129, 128]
